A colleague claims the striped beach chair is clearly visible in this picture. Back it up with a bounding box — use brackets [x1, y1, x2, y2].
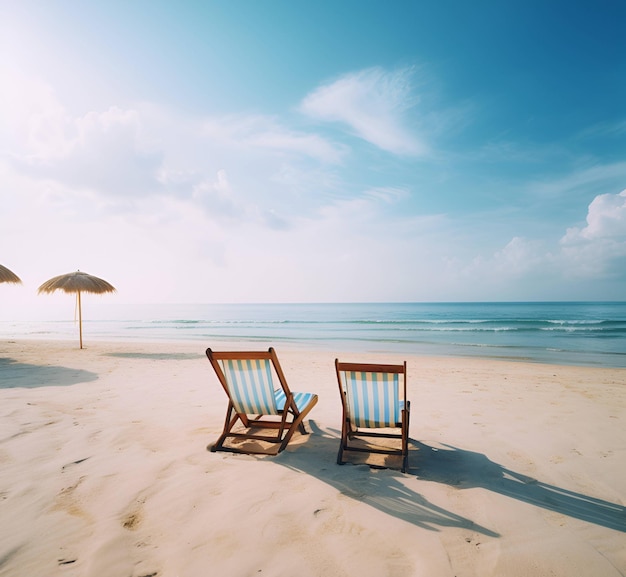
[335, 359, 410, 472]
[206, 348, 318, 455]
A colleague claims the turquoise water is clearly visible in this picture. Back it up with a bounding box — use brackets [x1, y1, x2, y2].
[2, 302, 626, 367]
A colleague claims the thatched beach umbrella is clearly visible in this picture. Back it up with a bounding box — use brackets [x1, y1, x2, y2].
[38, 270, 116, 349]
[0, 264, 22, 284]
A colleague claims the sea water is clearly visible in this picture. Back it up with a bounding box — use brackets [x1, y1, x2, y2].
[1, 302, 625, 368]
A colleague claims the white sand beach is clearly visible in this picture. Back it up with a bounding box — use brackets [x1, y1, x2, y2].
[0, 339, 624, 577]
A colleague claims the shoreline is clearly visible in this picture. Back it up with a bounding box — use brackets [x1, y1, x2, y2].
[1, 338, 625, 576]
[3, 332, 625, 369]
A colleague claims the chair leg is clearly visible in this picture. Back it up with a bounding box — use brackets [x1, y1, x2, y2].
[337, 418, 350, 465]
[210, 403, 240, 452]
[337, 445, 345, 465]
[401, 405, 410, 473]
[277, 397, 318, 452]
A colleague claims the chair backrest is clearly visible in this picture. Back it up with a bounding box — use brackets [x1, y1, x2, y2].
[218, 357, 278, 415]
[207, 350, 284, 416]
[336, 361, 407, 428]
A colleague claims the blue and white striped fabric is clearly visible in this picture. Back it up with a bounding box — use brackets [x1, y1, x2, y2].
[341, 370, 401, 428]
[219, 359, 278, 415]
[274, 389, 317, 412]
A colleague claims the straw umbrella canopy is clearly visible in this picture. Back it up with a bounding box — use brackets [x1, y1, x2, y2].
[0, 264, 22, 284]
[38, 270, 116, 349]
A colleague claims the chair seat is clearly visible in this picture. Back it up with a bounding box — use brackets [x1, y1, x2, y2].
[350, 399, 407, 428]
[274, 389, 317, 412]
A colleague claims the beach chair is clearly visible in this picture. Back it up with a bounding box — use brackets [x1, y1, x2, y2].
[335, 359, 410, 472]
[206, 347, 318, 455]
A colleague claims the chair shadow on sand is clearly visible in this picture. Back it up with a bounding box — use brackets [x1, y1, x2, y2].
[0, 358, 98, 388]
[275, 422, 500, 536]
[410, 440, 626, 533]
[275, 423, 626, 535]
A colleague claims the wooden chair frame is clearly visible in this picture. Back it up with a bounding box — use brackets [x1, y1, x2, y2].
[206, 347, 318, 455]
[335, 359, 410, 473]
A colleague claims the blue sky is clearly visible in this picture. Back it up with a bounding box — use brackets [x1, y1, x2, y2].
[1, 0, 625, 310]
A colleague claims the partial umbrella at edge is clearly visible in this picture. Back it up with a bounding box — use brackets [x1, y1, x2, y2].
[0, 264, 22, 284]
[38, 271, 116, 349]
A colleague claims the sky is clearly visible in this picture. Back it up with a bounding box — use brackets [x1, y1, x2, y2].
[1, 0, 626, 312]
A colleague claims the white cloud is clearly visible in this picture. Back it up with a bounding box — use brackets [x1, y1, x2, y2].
[59, 107, 163, 197]
[562, 189, 626, 242]
[445, 192, 626, 300]
[2, 68, 344, 206]
[300, 67, 427, 156]
[192, 169, 238, 217]
[3, 80, 164, 198]
[554, 189, 626, 281]
[2, 70, 346, 233]
[457, 190, 626, 292]
[0, 67, 70, 158]
[493, 237, 545, 275]
[446, 236, 553, 300]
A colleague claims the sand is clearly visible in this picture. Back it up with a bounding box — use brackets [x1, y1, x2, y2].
[0, 338, 624, 577]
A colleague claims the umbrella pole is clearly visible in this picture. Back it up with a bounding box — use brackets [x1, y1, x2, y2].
[77, 290, 83, 349]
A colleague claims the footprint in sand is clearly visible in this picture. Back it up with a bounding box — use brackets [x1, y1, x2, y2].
[121, 497, 147, 530]
[52, 476, 90, 520]
[123, 512, 142, 530]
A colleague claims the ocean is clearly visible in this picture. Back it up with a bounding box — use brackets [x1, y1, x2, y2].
[2, 302, 626, 368]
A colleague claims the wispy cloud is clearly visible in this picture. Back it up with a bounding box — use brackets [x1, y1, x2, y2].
[528, 162, 626, 198]
[577, 119, 626, 139]
[202, 114, 347, 164]
[299, 67, 427, 156]
[363, 186, 410, 203]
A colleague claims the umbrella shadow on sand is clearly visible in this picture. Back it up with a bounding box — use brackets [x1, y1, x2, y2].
[106, 352, 204, 361]
[0, 358, 98, 388]
[410, 440, 626, 533]
[275, 422, 500, 536]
